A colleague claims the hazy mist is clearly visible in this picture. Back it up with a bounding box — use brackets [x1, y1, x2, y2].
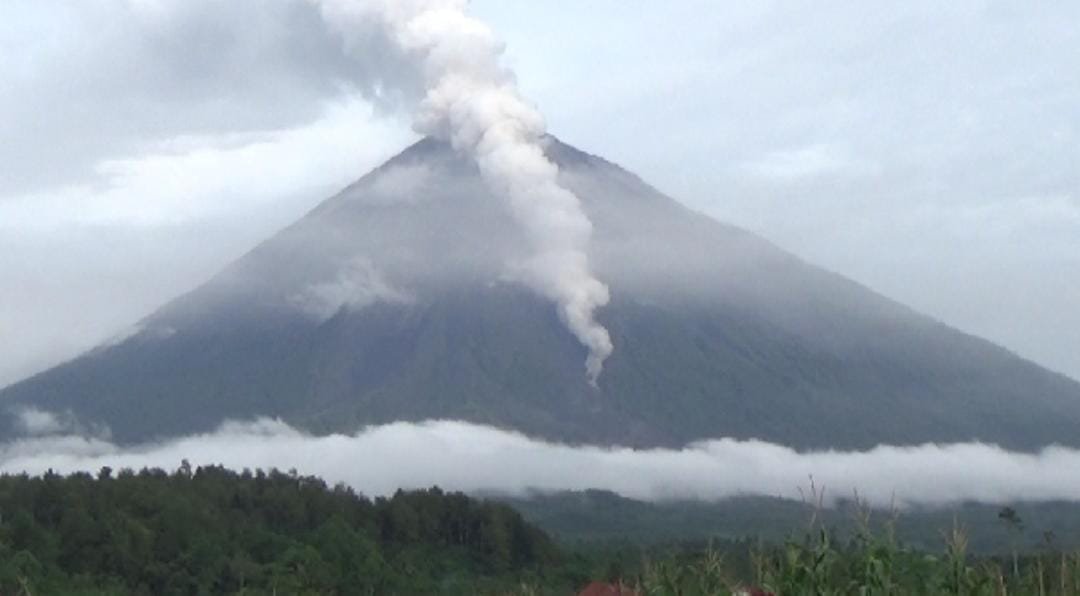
[5, 415, 1080, 508]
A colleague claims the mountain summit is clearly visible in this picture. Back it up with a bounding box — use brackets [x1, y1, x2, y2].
[4, 137, 1080, 449]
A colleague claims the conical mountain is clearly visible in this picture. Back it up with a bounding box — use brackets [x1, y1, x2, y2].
[4, 137, 1079, 450]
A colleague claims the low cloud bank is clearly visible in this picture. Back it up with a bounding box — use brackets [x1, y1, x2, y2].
[1, 418, 1077, 507]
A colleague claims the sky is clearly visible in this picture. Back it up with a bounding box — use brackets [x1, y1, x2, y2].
[2, 0, 1079, 390]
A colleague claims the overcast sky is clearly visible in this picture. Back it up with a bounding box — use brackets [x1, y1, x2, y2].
[2, 1, 1078, 388]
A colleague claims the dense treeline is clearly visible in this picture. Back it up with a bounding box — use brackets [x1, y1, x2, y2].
[506, 489, 1080, 553]
[0, 465, 577, 595]
[3, 467, 1080, 595]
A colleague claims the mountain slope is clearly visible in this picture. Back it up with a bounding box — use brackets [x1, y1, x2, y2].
[3, 137, 1079, 450]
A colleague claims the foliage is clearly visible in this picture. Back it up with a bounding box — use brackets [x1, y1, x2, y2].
[0, 465, 572, 595]
[505, 490, 1080, 553]
[631, 512, 1080, 595]
[3, 469, 1080, 594]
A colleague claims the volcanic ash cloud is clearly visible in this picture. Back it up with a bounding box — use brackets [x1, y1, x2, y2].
[313, 0, 613, 383]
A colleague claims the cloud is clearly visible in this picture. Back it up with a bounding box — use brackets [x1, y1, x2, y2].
[3, 417, 1080, 508]
[362, 163, 435, 204]
[14, 408, 71, 436]
[312, 0, 613, 382]
[11, 407, 109, 440]
[292, 257, 414, 320]
[0, 0, 391, 196]
[741, 144, 879, 180]
[4, 0, 615, 384]
[0, 99, 410, 230]
[0, 98, 411, 389]
[478, 2, 1080, 380]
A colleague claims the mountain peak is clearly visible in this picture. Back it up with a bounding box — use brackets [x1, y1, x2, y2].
[3, 139, 1080, 451]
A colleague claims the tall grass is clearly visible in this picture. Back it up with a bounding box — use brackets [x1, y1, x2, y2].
[620, 501, 1080, 596]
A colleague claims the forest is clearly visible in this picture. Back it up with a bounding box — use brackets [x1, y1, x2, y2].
[0, 466, 1078, 595]
[0, 465, 576, 594]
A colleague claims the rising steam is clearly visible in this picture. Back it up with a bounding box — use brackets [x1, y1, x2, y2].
[313, 0, 613, 383]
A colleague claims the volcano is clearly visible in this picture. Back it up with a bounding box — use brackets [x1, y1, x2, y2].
[4, 137, 1080, 450]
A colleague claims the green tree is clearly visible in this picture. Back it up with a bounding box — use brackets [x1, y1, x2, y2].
[999, 506, 1024, 579]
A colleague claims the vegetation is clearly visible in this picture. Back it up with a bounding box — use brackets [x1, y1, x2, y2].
[1, 467, 1080, 594]
[504, 489, 1080, 553]
[0, 465, 577, 595]
[627, 514, 1080, 595]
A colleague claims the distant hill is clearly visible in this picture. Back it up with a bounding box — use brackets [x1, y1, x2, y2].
[499, 490, 1080, 554]
[3, 136, 1080, 449]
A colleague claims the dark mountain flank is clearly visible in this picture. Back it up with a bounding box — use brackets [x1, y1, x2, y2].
[3, 137, 1079, 449]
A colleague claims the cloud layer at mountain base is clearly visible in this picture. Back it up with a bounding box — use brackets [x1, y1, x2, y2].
[4, 418, 1079, 507]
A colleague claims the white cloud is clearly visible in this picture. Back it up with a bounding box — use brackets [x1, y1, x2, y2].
[3, 417, 1080, 508]
[0, 0, 381, 195]
[292, 257, 414, 320]
[15, 408, 70, 436]
[910, 194, 1080, 250]
[742, 144, 878, 180]
[0, 100, 411, 231]
[363, 163, 434, 204]
[0, 98, 412, 389]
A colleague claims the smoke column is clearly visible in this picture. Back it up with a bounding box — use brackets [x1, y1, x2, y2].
[315, 1, 617, 382]
[313, 0, 613, 383]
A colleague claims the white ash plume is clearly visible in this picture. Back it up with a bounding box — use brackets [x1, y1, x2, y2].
[312, 0, 613, 383]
